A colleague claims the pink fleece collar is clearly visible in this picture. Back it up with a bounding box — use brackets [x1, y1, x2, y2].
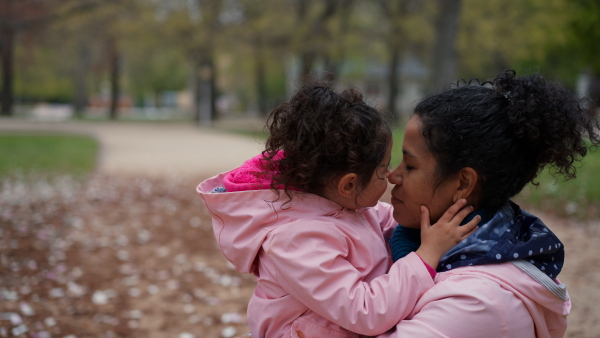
[223, 151, 284, 192]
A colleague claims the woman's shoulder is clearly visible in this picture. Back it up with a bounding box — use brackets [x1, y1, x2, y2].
[429, 262, 567, 310]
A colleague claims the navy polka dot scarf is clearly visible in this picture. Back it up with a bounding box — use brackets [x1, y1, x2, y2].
[389, 201, 564, 279]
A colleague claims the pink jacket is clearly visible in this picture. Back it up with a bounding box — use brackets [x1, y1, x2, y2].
[380, 261, 571, 337]
[198, 171, 434, 338]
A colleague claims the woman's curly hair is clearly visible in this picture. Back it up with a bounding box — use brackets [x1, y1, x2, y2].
[415, 70, 600, 211]
[262, 78, 392, 204]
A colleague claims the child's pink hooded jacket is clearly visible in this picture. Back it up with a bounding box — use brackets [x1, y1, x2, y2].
[197, 156, 434, 338]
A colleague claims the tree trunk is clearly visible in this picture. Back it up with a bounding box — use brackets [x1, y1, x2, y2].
[195, 59, 213, 126]
[254, 42, 268, 116]
[1, 24, 14, 117]
[431, 0, 462, 91]
[209, 56, 217, 121]
[73, 41, 91, 118]
[322, 56, 339, 84]
[387, 47, 400, 124]
[107, 39, 120, 120]
[192, 61, 200, 122]
[300, 51, 317, 80]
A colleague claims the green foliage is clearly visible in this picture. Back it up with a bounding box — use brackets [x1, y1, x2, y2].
[457, 0, 572, 80]
[125, 48, 189, 101]
[568, 0, 600, 73]
[6, 0, 598, 118]
[0, 134, 98, 179]
[265, 69, 287, 106]
[14, 45, 75, 103]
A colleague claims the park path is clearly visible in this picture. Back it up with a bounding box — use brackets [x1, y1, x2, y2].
[0, 117, 265, 179]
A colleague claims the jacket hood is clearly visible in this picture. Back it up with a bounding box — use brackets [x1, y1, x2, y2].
[197, 172, 345, 274]
[446, 262, 570, 336]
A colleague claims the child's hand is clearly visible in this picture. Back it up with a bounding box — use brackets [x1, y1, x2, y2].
[415, 199, 479, 270]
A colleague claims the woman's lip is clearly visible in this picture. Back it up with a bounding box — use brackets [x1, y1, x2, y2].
[391, 196, 402, 204]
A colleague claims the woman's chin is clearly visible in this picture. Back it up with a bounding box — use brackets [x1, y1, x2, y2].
[401, 224, 420, 229]
[392, 214, 420, 228]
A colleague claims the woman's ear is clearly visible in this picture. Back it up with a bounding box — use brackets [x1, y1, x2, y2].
[337, 173, 358, 199]
[452, 167, 479, 204]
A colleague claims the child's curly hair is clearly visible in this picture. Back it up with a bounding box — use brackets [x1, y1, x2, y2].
[415, 70, 600, 211]
[262, 78, 392, 204]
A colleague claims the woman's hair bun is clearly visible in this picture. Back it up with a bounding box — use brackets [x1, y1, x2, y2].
[340, 87, 364, 104]
[494, 70, 549, 142]
[492, 69, 598, 181]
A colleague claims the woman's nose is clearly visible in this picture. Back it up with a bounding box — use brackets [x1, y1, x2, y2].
[388, 167, 401, 185]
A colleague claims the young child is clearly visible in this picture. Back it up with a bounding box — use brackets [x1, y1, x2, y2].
[197, 80, 478, 338]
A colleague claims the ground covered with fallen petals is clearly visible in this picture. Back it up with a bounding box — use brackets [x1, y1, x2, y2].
[1, 175, 254, 338]
[1, 175, 599, 337]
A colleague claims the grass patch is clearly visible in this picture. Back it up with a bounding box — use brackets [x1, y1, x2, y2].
[0, 133, 99, 179]
[516, 148, 600, 218]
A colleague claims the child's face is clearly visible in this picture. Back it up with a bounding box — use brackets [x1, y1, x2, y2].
[388, 116, 457, 228]
[356, 141, 393, 208]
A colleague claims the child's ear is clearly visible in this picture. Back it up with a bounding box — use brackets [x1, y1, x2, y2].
[452, 167, 479, 204]
[337, 173, 358, 199]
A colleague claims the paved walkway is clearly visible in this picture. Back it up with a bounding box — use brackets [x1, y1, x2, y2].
[0, 117, 266, 178]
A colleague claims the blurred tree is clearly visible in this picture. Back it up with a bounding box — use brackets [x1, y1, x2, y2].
[0, 0, 104, 116]
[569, 0, 600, 103]
[377, 0, 432, 122]
[3, 0, 593, 123]
[71, 37, 93, 116]
[93, 0, 140, 120]
[14, 41, 74, 103]
[56, 0, 141, 120]
[456, 0, 571, 81]
[291, 0, 356, 83]
[430, 0, 462, 91]
[125, 47, 188, 108]
[234, 0, 293, 116]
[149, 0, 227, 125]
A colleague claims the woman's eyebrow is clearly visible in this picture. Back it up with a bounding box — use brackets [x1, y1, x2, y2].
[402, 149, 416, 158]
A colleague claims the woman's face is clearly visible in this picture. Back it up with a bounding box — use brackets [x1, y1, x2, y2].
[388, 116, 457, 228]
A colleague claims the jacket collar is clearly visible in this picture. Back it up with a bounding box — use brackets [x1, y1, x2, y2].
[438, 201, 565, 278]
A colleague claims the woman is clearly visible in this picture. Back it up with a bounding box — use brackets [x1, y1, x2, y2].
[382, 70, 599, 337]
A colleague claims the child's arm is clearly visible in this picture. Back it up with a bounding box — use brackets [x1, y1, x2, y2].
[374, 201, 397, 239]
[264, 200, 476, 336]
[265, 224, 435, 336]
[415, 199, 479, 270]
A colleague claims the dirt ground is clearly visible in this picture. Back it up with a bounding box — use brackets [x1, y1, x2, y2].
[1, 174, 256, 337]
[1, 173, 599, 338]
